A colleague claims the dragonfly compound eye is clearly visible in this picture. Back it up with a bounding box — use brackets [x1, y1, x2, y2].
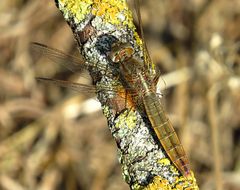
[110, 47, 134, 63]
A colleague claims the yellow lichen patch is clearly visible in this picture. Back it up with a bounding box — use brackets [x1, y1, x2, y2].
[173, 171, 199, 190]
[115, 109, 137, 129]
[132, 173, 199, 190]
[134, 31, 143, 49]
[92, 0, 135, 28]
[58, 0, 93, 23]
[102, 105, 111, 118]
[92, 0, 144, 50]
[157, 158, 180, 178]
[158, 158, 171, 166]
[58, 0, 143, 49]
[59, 0, 136, 29]
[160, 159, 179, 176]
[143, 176, 171, 190]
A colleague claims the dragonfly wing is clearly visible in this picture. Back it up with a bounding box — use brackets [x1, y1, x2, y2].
[133, 0, 153, 67]
[36, 77, 139, 99]
[31, 42, 87, 73]
[36, 77, 97, 94]
[36, 77, 145, 113]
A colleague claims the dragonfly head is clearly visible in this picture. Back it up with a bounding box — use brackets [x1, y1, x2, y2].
[109, 42, 134, 63]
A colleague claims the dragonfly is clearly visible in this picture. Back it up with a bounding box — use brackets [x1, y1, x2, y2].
[109, 0, 192, 178]
[33, 0, 192, 178]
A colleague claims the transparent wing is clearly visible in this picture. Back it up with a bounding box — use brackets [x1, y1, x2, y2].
[36, 77, 143, 98]
[133, 0, 153, 67]
[36, 77, 97, 93]
[31, 42, 87, 73]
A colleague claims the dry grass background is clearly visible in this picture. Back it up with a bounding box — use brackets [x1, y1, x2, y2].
[0, 0, 240, 189]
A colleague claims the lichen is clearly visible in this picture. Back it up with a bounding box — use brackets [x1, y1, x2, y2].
[57, 0, 142, 47]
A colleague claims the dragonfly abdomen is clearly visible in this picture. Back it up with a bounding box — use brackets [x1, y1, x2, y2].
[142, 92, 191, 178]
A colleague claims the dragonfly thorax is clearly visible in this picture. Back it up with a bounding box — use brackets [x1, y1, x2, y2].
[121, 61, 156, 97]
[109, 42, 157, 97]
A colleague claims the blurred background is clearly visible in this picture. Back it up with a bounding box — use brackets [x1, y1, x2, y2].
[0, 0, 239, 189]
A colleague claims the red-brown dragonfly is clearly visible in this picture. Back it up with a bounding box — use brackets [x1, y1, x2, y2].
[33, 0, 192, 178]
[110, 0, 192, 178]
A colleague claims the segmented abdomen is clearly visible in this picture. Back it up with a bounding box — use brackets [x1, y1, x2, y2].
[143, 92, 191, 177]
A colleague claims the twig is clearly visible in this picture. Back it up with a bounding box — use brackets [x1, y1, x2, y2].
[208, 83, 223, 190]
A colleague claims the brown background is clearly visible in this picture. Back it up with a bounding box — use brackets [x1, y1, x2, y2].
[0, 0, 239, 189]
